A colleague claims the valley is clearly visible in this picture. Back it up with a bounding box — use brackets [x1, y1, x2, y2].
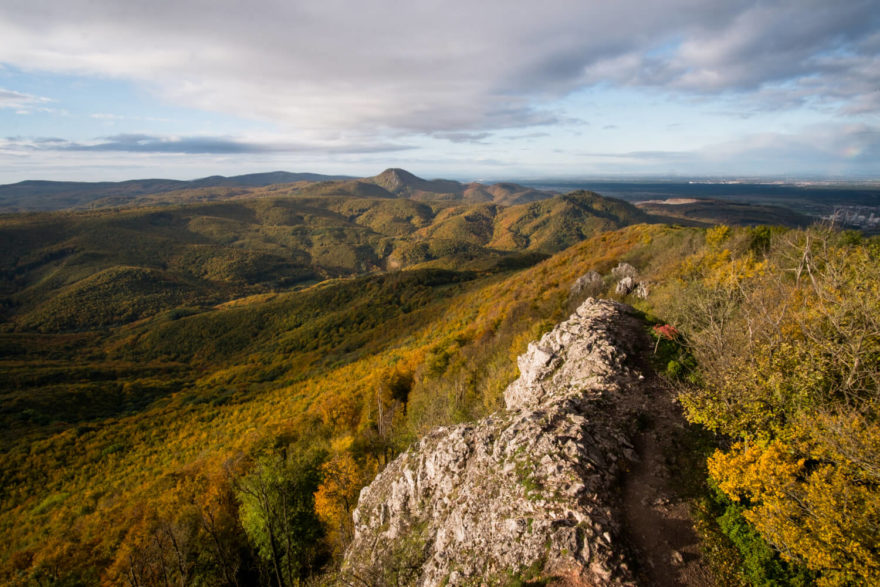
[0, 169, 877, 586]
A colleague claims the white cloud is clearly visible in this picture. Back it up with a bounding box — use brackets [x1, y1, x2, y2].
[0, 0, 876, 136]
[0, 88, 52, 111]
[573, 123, 880, 177]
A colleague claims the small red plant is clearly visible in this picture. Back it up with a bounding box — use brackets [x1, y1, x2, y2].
[652, 323, 679, 354]
[652, 324, 679, 340]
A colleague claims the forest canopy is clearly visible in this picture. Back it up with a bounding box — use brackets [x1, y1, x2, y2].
[0, 194, 877, 585]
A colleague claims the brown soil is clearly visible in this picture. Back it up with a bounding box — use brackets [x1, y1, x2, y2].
[620, 375, 715, 586]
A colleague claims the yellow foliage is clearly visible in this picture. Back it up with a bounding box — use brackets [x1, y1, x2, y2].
[706, 225, 731, 249]
[314, 453, 370, 556]
[710, 437, 880, 585]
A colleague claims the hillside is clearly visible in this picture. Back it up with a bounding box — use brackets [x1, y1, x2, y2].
[0, 178, 877, 586]
[0, 169, 554, 213]
[344, 299, 712, 585]
[0, 172, 354, 212]
[0, 189, 644, 331]
[1, 223, 689, 585]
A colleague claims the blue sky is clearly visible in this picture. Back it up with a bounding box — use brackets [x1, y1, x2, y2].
[1, 0, 878, 182]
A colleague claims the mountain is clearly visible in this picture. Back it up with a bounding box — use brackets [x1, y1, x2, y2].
[281, 168, 556, 206]
[364, 168, 555, 206]
[1, 215, 876, 585]
[0, 168, 554, 212]
[0, 171, 353, 212]
[366, 168, 464, 199]
[2, 166, 876, 587]
[463, 181, 551, 206]
[0, 190, 646, 330]
[1, 223, 693, 586]
[0, 178, 188, 211]
[192, 171, 352, 187]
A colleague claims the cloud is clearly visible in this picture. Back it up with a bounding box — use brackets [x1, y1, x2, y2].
[0, 0, 876, 136]
[2, 133, 414, 155]
[576, 123, 880, 176]
[433, 131, 492, 144]
[0, 87, 52, 111]
[702, 123, 880, 169]
[507, 132, 551, 141]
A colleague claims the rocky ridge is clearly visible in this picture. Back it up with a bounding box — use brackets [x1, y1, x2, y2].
[342, 298, 657, 586]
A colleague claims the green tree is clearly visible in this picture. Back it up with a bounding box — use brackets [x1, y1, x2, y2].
[234, 450, 327, 587]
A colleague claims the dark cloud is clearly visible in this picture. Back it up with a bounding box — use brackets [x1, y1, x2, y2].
[74, 134, 270, 154]
[3, 134, 414, 155]
[433, 132, 492, 144]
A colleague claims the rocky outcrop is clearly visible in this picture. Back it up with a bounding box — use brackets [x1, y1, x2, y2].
[611, 264, 649, 299]
[342, 299, 656, 586]
[570, 270, 604, 300]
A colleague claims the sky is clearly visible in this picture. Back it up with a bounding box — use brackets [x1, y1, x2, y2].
[0, 0, 878, 183]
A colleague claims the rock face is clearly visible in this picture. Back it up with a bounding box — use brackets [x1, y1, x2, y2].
[611, 264, 649, 299]
[569, 270, 604, 300]
[342, 299, 649, 586]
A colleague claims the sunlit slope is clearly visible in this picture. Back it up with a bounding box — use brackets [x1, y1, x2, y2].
[0, 191, 647, 331]
[3, 218, 876, 584]
[0, 223, 687, 578]
[489, 190, 651, 252]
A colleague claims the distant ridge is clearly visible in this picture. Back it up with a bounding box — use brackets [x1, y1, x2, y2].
[0, 171, 354, 212]
[190, 171, 355, 187]
[355, 168, 554, 205]
[0, 168, 554, 212]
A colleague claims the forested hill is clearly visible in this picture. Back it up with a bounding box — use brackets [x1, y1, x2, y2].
[0, 168, 553, 212]
[0, 171, 356, 212]
[0, 189, 647, 331]
[0, 177, 877, 585]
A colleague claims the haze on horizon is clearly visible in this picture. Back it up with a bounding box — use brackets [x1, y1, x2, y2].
[0, 0, 878, 184]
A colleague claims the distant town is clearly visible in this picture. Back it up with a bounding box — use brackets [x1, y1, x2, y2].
[826, 206, 880, 232]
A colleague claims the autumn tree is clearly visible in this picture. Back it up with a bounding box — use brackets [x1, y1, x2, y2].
[194, 468, 255, 586]
[313, 440, 371, 557]
[666, 226, 880, 584]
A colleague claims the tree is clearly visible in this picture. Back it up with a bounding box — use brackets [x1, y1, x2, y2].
[668, 227, 880, 583]
[314, 446, 370, 557]
[235, 450, 327, 587]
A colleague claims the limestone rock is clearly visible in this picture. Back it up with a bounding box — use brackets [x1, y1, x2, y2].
[615, 276, 637, 296]
[609, 263, 648, 299]
[570, 270, 603, 299]
[341, 299, 647, 586]
[611, 262, 638, 280]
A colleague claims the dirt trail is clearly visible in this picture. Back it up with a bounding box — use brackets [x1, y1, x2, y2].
[620, 374, 715, 586]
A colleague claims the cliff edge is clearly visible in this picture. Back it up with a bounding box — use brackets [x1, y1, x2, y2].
[341, 298, 699, 586]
